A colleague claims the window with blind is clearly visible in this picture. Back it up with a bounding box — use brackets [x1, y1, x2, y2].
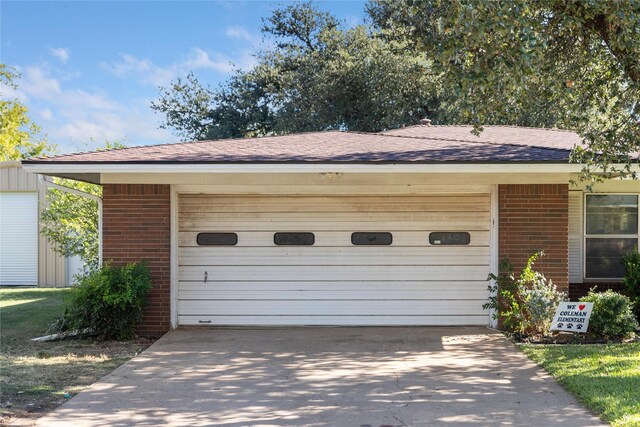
[585, 194, 639, 279]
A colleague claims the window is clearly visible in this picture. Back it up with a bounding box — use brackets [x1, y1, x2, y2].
[585, 194, 639, 279]
[429, 232, 471, 246]
[274, 232, 315, 246]
[197, 233, 238, 246]
[351, 232, 392, 246]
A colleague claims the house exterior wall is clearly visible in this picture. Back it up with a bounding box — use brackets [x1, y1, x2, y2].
[499, 184, 569, 293]
[0, 161, 67, 287]
[101, 181, 579, 334]
[566, 179, 640, 300]
[102, 184, 171, 337]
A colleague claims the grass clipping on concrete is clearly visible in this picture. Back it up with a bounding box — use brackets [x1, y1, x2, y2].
[0, 288, 152, 423]
[521, 343, 640, 427]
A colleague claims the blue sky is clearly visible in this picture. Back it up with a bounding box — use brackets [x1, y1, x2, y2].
[1, 1, 367, 153]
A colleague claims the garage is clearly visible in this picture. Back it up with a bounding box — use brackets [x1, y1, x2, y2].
[177, 193, 491, 326]
[0, 192, 38, 286]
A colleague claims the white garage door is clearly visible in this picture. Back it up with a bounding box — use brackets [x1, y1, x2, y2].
[0, 193, 38, 286]
[178, 194, 491, 325]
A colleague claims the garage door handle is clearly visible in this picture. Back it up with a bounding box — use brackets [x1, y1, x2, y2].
[199, 320, 212, 324]
[204, 271, 208, 283]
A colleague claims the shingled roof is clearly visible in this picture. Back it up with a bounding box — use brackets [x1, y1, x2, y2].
[24, 125, 581, 164]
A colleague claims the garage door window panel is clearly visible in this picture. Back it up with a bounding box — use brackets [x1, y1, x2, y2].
[197, 233, 238, 246]
[273, 232, 315, 246]
[429, 232, 471, 246]
[585, 194, 639, 279]
[351, 232, 392, 246]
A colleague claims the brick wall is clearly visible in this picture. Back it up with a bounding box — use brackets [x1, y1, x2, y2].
[499, 184, 569, 293]
[569, 282, 625, 300]
[103, 184, 171, 337]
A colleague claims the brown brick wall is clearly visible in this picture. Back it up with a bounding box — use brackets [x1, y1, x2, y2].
[569, 282, 625, 300]
[103, 184, 171, 337]
[499, 184, 569, 293]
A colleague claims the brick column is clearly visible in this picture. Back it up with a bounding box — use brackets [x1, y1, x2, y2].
[499, 184, 569, 293]
[103, 184, 171, 337]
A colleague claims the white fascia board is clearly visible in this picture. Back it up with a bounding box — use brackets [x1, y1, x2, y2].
[22, 162, 591, 175]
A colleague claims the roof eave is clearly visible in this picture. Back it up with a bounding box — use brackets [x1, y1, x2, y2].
[22, 161, 591, 176]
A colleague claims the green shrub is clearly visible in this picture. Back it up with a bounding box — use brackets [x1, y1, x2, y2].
[484, 258, 525, 333]
[622, 247, 640, 322]
[484, 251, 566, 335]
[580, 290, 638, 339]
[56, 262, 152, 340]
[519, 253, 566, 335]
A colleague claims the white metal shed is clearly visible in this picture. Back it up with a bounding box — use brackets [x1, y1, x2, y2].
[0, 161, 73, 287]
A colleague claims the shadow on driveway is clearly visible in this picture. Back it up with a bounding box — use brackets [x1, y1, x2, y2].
[37, 327, 604, 426]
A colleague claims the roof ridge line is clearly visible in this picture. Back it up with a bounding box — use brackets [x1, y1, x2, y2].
[386, 124, 578, 134]
[361, 131, 576, 153]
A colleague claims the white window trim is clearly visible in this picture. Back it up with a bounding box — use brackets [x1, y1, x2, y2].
[583, 192, 640, 282]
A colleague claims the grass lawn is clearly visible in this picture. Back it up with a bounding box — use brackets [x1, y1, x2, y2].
[0, 288, 152, 424]
[521, 343, 640, 427]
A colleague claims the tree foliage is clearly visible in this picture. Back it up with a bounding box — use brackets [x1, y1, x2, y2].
[368, 0, 639, 179]
[0, 64, 54, 160]
[41, 178, 101, 272]
[152, 2, 448, 140]
[153, 1, 639, 178]
[40, 142, 125, 271]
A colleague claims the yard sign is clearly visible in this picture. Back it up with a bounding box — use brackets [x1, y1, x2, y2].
[550, 302, 594, 333]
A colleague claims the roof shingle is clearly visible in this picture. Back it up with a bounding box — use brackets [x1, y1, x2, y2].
[25, 125, 580, 164]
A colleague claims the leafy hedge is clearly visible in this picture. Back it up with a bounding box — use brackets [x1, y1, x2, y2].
[580, 290, 638, 340]
[55, 262, 152, 340]
[622, 248, 640, 323]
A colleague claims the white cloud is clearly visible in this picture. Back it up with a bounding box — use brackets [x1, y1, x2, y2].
[50, 47, 70, 63]
[53, 112, 171, 145]
[17, 65, 175, 153]
[235, 49, 258, 71]
[101, 48, 237, 87]
[225, 26, 255, 41]
[40, 108, 54, 122]
[21, 67, 62, 99]
[0, 77, 29, 103]
[21, 66, 119, 112]
[182, 48, 234, 74]
[104, 54, 175, 86]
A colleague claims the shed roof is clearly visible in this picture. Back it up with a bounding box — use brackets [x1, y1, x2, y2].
[23, 125, 579, 165]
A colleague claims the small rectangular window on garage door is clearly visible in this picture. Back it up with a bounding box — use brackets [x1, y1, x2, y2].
[274, 232, 315, 246]
[429, 232, 471, 245]
[197, 233, 238, 246]
[351, 232, 392, 245]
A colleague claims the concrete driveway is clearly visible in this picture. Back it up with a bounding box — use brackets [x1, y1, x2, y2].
[38, 327, 604, 426]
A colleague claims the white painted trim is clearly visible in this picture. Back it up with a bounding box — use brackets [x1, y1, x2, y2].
[22, 162, 602, 175]
[170, 185, 178, 329]
[174, 183, 494, 195]
[489, 184, 499, 328]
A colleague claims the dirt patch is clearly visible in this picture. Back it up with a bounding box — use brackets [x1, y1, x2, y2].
[0, 337, 153, 426]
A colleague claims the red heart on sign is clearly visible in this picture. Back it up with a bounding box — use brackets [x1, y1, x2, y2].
[579, 304, 586, 311]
